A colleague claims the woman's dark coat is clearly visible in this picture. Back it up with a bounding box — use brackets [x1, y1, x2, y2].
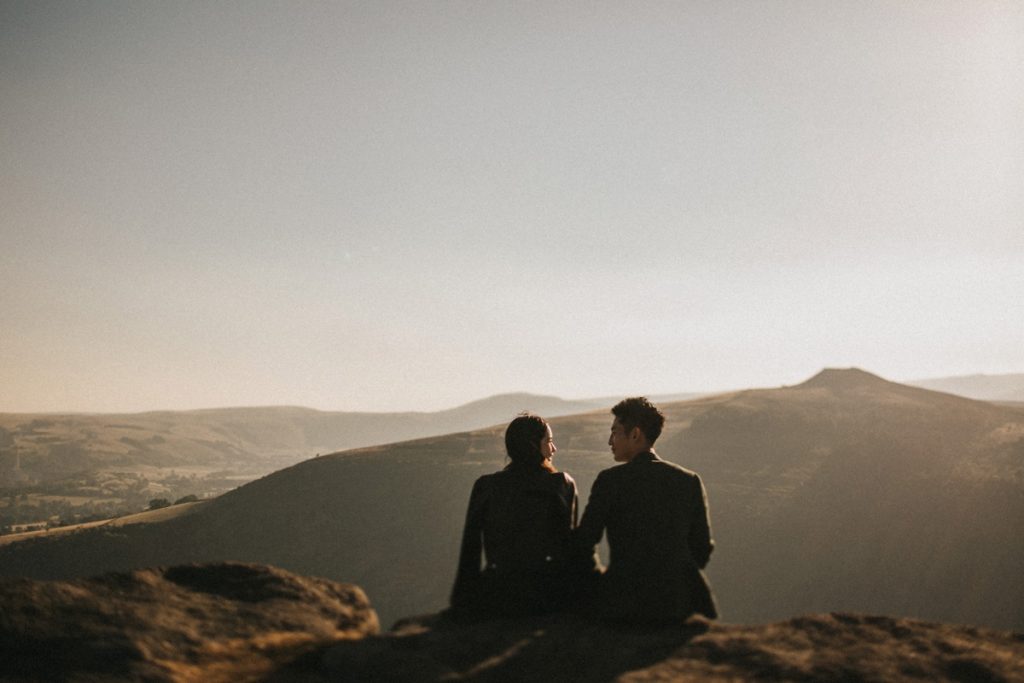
[450, 468, 578, 616]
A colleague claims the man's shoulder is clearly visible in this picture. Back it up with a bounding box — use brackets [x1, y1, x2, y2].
[621, 455, 705, 487]
[651, 457, 702, 479]
[594, 454, 703, 482]
[593, 461, 647, 488]
[655, 461, 707, 493]
[593, 462, 629, 482]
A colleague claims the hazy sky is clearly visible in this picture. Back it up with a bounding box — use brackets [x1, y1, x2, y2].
[2, 1, 1022, 413]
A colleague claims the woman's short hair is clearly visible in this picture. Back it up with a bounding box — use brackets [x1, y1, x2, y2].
[504, 413, 554, 472]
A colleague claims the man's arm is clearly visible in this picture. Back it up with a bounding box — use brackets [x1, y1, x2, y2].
[688, 474, 714, 569]
[572, 471, 611, 571]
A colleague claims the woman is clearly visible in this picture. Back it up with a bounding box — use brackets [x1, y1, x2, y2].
[450, 413, 578, 618]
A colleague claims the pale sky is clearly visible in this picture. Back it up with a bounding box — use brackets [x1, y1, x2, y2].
[2, 1, 1022, 413]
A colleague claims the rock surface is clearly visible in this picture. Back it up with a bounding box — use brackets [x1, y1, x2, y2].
[0, 563, 378, 682]
[4, 563, 1023, 682]
[284, 611, 1024, 682]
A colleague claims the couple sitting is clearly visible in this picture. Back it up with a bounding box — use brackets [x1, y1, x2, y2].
[450, 397, 717, 623]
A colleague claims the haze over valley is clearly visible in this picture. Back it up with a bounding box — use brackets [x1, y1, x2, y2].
[0, 393, 606, 533]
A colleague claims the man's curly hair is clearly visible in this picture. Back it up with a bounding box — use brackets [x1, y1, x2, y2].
[611, 397, 665, 444]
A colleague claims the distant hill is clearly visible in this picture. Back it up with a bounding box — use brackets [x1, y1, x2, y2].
[0, 392, 605, 532]
[585, 390, 707, 406]
[2, 369, 1022, 633]
[0, 392, 604, 486]
[907, 373, 1024, 403]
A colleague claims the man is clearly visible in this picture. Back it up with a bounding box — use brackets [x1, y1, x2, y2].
[574, 397, 717, 622]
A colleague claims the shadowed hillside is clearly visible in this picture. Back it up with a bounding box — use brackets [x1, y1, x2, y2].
[1, 369, 1022, 631]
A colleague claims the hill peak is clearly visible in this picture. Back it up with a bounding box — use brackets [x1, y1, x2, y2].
[798, 368, 895, 391]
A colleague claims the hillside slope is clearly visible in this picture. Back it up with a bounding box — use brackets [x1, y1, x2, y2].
[1, 369, 1022, 631]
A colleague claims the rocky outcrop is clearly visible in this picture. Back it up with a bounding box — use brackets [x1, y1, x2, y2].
[0, 563, 378, 682]
[4, 563, 1023, 682]
[295, 611, 1024, 682]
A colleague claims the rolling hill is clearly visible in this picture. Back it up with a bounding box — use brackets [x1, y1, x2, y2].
[0, 393, 605, 527]
[0, 392, 605, 485]
[1, 369, 1022, 632]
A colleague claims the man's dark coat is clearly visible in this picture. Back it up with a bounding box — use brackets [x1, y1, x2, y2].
[574, 451, 717, 621]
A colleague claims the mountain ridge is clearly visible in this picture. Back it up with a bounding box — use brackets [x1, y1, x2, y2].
[906, 373, 1024, 403]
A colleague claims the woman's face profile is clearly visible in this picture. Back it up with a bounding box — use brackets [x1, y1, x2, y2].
[539, 425, 557, 462]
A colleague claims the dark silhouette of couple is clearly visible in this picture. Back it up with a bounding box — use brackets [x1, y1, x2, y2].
[451, 397, 717, 623]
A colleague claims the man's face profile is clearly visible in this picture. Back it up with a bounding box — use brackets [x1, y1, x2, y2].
[609, 418, 643, 463]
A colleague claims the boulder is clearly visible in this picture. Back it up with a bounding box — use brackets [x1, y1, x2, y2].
[0, 562, 377, 682]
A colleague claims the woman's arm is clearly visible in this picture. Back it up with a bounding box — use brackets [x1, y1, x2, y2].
[450, 476, 489, 608]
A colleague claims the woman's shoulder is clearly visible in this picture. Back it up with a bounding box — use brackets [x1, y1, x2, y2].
[549, 470, 577, 490]
[471, 471, 505, 493]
